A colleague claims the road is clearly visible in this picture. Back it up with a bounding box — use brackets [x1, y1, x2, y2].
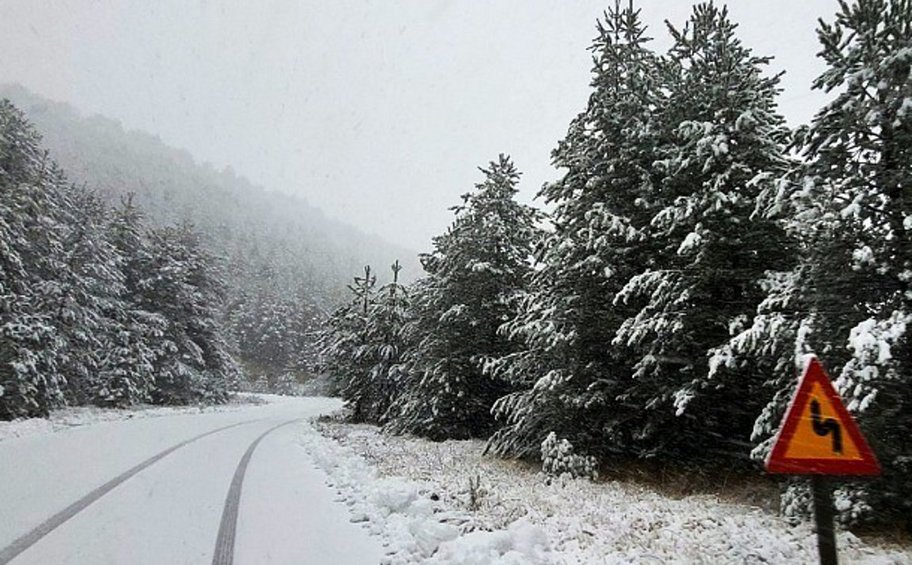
[0, 397, 383, 564]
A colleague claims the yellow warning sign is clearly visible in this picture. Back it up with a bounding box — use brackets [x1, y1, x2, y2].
[781, 380, 864, 460]
[766, 356, 880, 475]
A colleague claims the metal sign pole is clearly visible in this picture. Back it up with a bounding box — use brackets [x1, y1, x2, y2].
[811, 476, 838, 565]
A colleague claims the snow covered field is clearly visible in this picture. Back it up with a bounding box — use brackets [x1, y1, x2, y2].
[306, 419, 912, 564]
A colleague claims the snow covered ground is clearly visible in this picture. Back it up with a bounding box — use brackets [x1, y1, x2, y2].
[305, 419, 912, 565]
[3, 398, 909, 564]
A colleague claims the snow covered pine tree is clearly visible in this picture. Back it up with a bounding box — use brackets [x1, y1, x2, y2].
[388, 155, 541, 440]
[0, 100, 69, 418]
[611, 2, 794, 461]
[488, 1, 663, 463]
[227, 262, 316, 378]
[98, 195, 168, 407]
[359, 260, 410, 424]
[53, 190, 139, 407]
[728, 0, 912, 525]
[141, 225, 237, 405]
[1, 100, 237, 418]
[317, 266, 380, 422]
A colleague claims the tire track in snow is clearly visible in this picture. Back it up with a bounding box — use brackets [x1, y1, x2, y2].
[0, 419, 257, 565]
[211, 419, 302, 565]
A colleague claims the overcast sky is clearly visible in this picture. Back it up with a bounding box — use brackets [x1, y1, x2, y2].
[0, 0, 836, 250]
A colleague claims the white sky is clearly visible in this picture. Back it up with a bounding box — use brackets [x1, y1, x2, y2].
[0, 0, 836, 250]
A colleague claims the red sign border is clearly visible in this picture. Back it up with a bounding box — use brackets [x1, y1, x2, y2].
[765, 356, 881, 476]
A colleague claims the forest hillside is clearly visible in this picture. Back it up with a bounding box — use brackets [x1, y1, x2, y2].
[1, 83, 418, 381]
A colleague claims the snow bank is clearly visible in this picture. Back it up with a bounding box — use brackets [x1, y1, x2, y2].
[298, 421, 553, 564]
[307, 421, 912, 564]
[429, 519, 550, 565]
[0, 393, 274, 443]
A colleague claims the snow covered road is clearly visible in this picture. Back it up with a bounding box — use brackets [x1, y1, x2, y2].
[0, 396, 383, 565]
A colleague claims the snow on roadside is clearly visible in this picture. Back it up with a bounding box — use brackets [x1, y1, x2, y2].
[298, 420, 553, 564]
[304, 420, 912, 564]
[0, 393, 272, 443]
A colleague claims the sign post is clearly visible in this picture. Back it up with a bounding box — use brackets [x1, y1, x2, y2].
[811, 477, 837, 565]
[765, 355, 881, 565]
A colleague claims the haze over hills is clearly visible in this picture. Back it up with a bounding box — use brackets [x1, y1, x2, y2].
[1, 83, 419, 378]
[0, 84, 420, 297]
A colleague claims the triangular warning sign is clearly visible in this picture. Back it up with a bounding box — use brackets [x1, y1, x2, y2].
[766, 356, 880, 476]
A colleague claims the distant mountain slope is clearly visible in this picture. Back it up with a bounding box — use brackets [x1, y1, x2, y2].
[1, 84, 419, 377]
[0, 84, 419, 303]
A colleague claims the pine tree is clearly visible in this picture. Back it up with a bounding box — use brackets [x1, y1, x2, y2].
[360, 260, 410, 424]
[45, 188, 154, 407]
[742, 0, 912, 525]
[282, 284, 325, 378]
[316, 262, 410, 424]
[226, 258, 326, 384]
[141, 224, 236, 405]
[610, 2, 795, 459]
[253, 373, 270, 393]
[274, 372, 299, 396]
[96, 195, 164, 407]
[317, 266, 378, 422]
[0, 100, 239, 419]
[0, 100, 66, 418]
[488, 1, 662, 461]
[244, 264, 295, 371]
[387, 155, 541, 440]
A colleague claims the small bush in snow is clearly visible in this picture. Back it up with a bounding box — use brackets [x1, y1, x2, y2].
[467, 474, 484, 511]
[541, 432, 598, 481]
[779, 480, 812, 525]
[252, 375, 270, 394]
[273, 373, 300, 396]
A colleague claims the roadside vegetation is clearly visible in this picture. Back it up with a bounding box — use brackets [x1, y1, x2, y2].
[318, 0, 912, 529]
